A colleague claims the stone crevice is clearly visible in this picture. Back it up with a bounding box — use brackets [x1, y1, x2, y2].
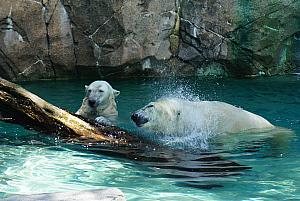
[228, 0, 298, 36]
[87, 4, 125, 68]
[180, 16, 257, 56]
[89, 15, 116, 40]
[28, 0, 42, 5]
[61, 1, 79, 78]
[70, 22, 79, 78]
[180, 19, 227, 60]
[180, 29, 206, 59]
[42, 2, 56, 78]
[10, 19, 29, 43]
[0, 16, 28, 43]
[18, 58, 45, 77]
[0, 47, 17, 79]
[180, 18, 229, 40]
[44, 0, 59, 24]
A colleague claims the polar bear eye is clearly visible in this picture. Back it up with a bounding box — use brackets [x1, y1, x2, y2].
[88, 89, 92, 93]
[99, 89, 104, 93]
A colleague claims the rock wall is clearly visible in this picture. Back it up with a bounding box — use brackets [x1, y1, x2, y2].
[0, 0, 299, 81]
[180, 0, 300, 77]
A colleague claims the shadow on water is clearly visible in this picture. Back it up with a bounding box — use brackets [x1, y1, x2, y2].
[1, 110, 295, 190]
[62, 133, 253, 189]
[65, 125, 295, 190]
[0, 122, 252, 190]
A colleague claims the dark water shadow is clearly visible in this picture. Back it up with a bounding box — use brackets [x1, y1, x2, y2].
[62, 136, 252, 189]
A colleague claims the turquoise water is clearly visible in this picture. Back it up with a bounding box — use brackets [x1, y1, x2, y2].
[0, 76, 300, 200]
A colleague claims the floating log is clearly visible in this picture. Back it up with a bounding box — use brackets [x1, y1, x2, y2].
[0, 77, 138, 145]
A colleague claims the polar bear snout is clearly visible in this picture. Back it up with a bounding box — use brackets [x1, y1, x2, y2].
[88, 99, 97, 107]
[131, 112, 149, 127]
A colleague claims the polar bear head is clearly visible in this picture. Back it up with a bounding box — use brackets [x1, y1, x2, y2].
[84, 81, 120, 109]
[76, 81, 120, 121]
[131, 99, 183, 134]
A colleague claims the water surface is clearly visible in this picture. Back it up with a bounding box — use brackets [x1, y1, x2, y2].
[0, 76, 299, 200]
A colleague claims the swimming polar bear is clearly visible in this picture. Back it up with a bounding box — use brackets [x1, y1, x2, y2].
[131, 98, 274, 136]
[76, 81, 120, 125]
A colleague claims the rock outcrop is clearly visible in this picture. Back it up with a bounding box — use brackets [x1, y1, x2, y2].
[0, 0, 299, 80]
[180, 0, 300, 77]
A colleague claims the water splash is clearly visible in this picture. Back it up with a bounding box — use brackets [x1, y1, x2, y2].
[130, 78, 219, 150]
[158, 113, 221, 150]
[150, 78, 213, 102]
[139, 78, 222, 149]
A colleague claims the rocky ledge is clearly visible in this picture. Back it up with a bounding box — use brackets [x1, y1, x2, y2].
[0, 0, 299, 81]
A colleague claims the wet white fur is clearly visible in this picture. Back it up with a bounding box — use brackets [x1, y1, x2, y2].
[137, 98, 274, 136]
[76, 81, 120, 122]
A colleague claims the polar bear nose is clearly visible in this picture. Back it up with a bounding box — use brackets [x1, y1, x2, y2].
[88, 99, 96, 107]
[131, 112, 149, 127]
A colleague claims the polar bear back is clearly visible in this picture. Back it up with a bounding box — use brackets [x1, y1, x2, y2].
[154, 99, 274, 135]
[192, 101, 274, 133]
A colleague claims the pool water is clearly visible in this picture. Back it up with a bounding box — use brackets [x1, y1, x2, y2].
[0, 76, 299, 200]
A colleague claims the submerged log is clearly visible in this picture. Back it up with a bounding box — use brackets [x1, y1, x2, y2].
[0, 77, 137, 145]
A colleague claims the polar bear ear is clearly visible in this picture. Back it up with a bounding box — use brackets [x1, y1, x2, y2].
[85, 85, 89, 91]
[113, 89, 120, 97]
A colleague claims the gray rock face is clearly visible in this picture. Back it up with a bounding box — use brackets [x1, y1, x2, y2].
[180, 0, 300, 76]
[0, 0, 53, 80]
[294, 32, 300, 72]
[46, 0, 77, 77]
[0, 188, 126, 201]
[0, 0, 299, 80]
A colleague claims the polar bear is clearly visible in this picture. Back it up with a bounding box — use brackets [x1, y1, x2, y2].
[76, 81, 120, 125]
[131, 98, 274, 136]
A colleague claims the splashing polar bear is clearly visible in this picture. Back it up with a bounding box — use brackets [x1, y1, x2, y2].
[131, 98, 274, 136]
